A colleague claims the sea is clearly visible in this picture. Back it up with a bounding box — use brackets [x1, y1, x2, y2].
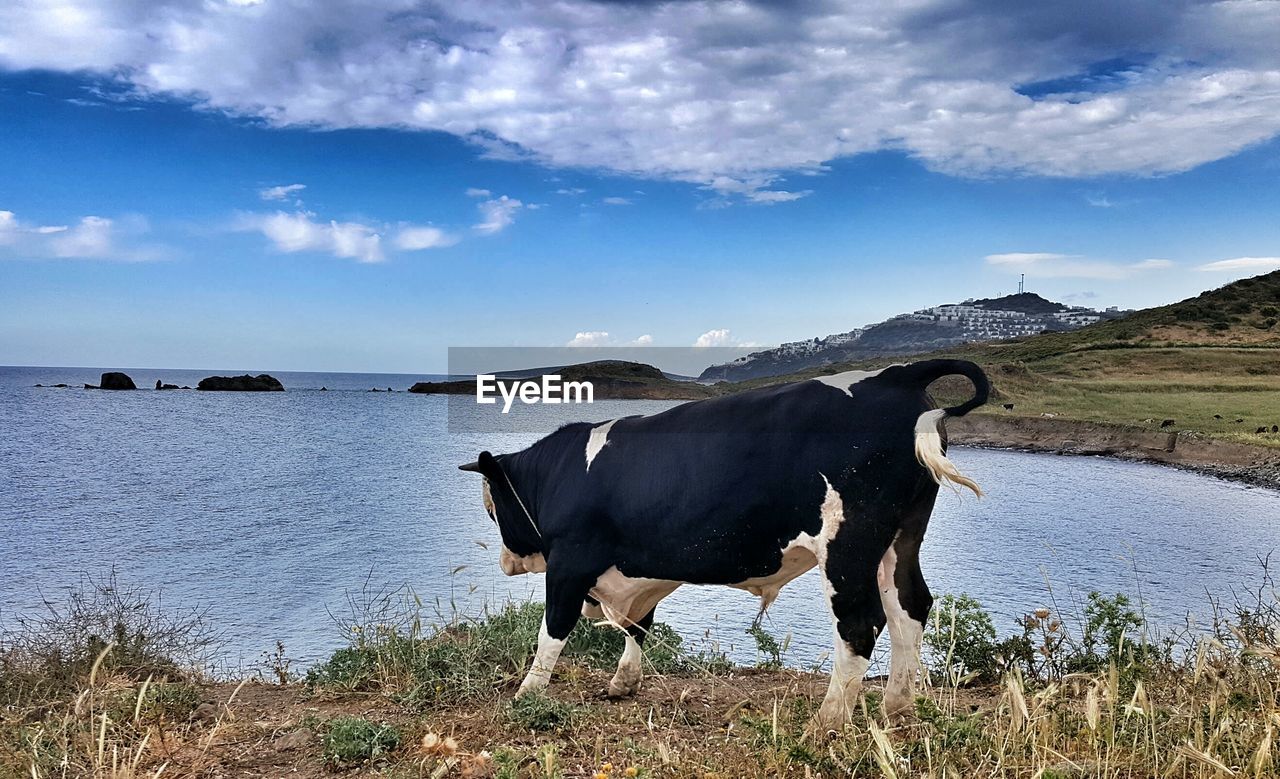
[3, 365, 1278, 673]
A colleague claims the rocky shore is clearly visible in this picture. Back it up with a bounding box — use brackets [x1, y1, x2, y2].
[950, 413, 1280, 490]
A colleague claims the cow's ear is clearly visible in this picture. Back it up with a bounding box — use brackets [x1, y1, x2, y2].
[476, 450, 502, 479]
[459, 451, 502, 479]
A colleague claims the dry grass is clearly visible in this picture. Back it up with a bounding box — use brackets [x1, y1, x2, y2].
[4, 574, 1277, 778]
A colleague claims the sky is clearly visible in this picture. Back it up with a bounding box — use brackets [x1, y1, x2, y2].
[2, 0, 1280, 373]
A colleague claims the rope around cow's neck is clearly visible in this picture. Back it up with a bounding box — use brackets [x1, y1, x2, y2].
[500, 466, 543, 542]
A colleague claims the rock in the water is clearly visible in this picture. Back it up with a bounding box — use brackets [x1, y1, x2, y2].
[157, 383, 181, 390]
[99, 372, 137, 390]
[156, 379, 163, 390]
[197, 374, 285, 392]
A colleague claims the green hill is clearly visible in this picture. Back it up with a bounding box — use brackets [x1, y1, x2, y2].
[758, 270, 1280, 447]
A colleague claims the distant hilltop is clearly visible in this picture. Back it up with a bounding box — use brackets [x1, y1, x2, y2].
[699, 292, 1131, 382]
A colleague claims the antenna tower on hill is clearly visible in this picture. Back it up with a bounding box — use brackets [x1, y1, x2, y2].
[1018, 273, 1025, 294]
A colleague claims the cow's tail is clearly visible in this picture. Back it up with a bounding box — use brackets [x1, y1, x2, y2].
[891, 359, 990, 497]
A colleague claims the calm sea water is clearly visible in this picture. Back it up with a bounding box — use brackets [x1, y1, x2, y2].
[3, 366, 1278, 672]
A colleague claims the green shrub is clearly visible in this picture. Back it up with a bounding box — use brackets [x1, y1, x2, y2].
[746, 623, 785, 670]
[925, 594, 999, 683]
[306, 595, 715, 707]
[321, 716, 400, 766]
[505, 691, 579, 732]
[1066, 591, 1145, 674]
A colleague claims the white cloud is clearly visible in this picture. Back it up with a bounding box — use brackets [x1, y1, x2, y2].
[465, 188, 491, 198]
[565, 331, 654, 346]
[474, 195, 523, 235]
[601, 196, 631, 206]
[51, 216, 114, 257]
[259, 183, 306, 202]
[248, 211, 384, 262]
[1196, 257, 1280, 272]
[694, 328, 734, 347]
[6, 3, 1280, 200]
[985, 252, 1175, 280]
[555, 188, 587, 196]
[566, 331, 612, 347]
[0, 211, 18, 245]
[0, 209, 163, 260]
[394, 225, 457, 251]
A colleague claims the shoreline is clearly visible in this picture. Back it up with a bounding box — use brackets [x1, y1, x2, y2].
[950, 414, 1280, 491]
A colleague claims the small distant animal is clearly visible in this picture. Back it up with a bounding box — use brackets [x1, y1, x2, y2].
[1040, 412, 1057, 418]
[1257, 427, 1268, 434]
[1141, 418, 1154, 424]
[1213, 414, 1222, 419]
[1273, 425, 1279, 433]
[1235, 418, 1244, 423]
[1160, 419, 1176, 428]
[1002, 403, 1014, 411]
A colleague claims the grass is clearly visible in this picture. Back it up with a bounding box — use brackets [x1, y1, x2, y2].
[321, 715, 401, 767]
[2, 572, 1277, 777]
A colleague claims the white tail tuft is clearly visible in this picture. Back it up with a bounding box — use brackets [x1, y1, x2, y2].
[914, 409, 982, 497]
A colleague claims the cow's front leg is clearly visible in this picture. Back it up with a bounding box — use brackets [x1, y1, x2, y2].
[608, 609, 654, 698]
[516, 557, 597, 697]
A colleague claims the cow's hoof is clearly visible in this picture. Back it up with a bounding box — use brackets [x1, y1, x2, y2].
[607, 677, 640, 698]
[883, 695, 916, 724]
[803, 714, 841, 741]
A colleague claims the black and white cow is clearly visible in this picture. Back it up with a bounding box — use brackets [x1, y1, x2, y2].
[459, 358, 989, 729]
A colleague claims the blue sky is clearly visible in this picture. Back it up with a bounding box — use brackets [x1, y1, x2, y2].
[2, 1, 1280, 373]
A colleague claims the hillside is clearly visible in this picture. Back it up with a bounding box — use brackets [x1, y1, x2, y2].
[755, 269, 1280, 453]
[408, 360, 714, 400]
[698, 292, 1127, 382]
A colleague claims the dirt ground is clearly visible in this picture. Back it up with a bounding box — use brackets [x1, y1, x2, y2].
[171, 669, 992, 778]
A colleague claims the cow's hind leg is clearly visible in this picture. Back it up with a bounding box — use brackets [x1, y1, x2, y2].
[815, 529, 889, 731]
[608, 608, 653, 698]
[517, 556, 599, 696]
[879, 531, 931, 720]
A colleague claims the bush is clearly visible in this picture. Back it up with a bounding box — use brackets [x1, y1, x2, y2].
[1066, 591, 1145, 673]
[306, 590, 715, 707]
[321, 716, 400, 766]
[505, 691, 580, 732]
[925, 594, 999, 683]
[0, 571, 218, 706]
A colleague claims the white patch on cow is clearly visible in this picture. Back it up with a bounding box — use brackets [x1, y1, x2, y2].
[914, 408, 982, 496]
[609, 633, 643, 697]
[585, 419, 618, 470]
[589, 566, 681, 629]
[816, 624, 871, 730]
[730, 540, 817, 613]
[499, 547, 547, 576]
[517, 617, 566, 696]
[878, 536, 925, 717]
[482, 479, 495, 516]
[811, 366, 892, 397]
[581, 600, 604, 619]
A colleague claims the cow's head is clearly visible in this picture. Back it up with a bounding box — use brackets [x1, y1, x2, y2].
[459, 451, 546, 576]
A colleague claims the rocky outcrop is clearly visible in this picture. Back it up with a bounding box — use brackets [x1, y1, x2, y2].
[197, 374, 284, 392]
[99, 372, 137, 390]
[949, 414, 1280, 490]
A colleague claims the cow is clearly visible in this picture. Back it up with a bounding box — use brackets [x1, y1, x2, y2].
[459, 358, 989, 731]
